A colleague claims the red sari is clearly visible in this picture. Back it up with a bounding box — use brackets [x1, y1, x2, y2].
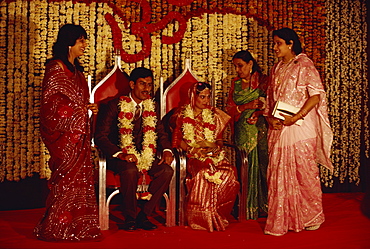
[34, 60, 101, 241]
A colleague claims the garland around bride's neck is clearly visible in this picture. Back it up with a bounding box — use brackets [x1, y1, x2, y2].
[182, 104, 225, 167]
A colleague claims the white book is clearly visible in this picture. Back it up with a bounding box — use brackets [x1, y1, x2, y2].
[272, 101, 303, 126]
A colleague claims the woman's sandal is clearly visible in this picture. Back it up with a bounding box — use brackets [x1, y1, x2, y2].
[305, 224, 320, 231]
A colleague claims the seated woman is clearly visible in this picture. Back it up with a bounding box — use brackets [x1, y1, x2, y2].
[170, 82, 240, 232]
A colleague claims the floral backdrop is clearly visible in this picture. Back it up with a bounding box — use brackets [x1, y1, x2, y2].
[0, 0, 368, 188]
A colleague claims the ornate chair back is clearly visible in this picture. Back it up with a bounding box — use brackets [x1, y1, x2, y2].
[91, 55, 129, 230]
[160, 59, 201, 119]
[159, 59, 200, 226]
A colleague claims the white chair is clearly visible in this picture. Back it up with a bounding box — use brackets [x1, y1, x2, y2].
[92, 54, 176, 230]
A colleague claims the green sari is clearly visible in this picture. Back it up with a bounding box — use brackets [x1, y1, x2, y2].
[233, 78, 268, 220]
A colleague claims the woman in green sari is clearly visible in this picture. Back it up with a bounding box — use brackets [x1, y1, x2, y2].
[226, 50, 268, 220]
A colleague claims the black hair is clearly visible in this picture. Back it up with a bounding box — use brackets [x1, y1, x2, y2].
[51, 24, 87, 72]
[272, 28, 302, 55]
[195, 82, 212, 95]
[130, 67, 153, 83]
[232, 50, 261, 74]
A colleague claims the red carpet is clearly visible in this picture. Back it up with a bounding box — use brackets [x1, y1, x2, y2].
[0, 193, 369, 249]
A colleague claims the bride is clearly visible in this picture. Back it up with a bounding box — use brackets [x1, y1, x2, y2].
[170, 82, 240, 232]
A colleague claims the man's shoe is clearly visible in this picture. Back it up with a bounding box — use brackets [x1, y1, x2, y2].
[137, 219, 157, 230]
[121, 220, 136, 231]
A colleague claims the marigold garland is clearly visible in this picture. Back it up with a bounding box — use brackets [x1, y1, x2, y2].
[182, 104, 225, 166]
[0, 0, 367, 192]
[182, 104, 225, 184]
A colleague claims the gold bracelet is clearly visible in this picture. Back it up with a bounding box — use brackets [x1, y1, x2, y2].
[236, 106, 242, 113]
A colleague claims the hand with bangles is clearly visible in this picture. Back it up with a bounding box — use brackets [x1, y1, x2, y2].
[238, 99, 264, 113]
[188, 140, 222, 158]
[280, 113, 300, 126]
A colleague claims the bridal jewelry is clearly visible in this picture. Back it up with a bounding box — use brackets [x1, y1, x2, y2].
[242, 78, 251, 89]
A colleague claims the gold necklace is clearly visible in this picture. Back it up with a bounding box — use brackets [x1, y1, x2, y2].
[241, 78, 251, 89]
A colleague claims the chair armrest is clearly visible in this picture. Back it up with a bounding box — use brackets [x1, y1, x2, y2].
[223, 142, 248, 170]
[171, 147, 188, 226]
[171, 147, 187, 188]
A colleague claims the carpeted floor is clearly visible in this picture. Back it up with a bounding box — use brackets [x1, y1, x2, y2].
[0, 192, 369, 249]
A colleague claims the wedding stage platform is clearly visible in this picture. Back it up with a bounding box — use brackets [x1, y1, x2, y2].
[0, 192, 369, 249]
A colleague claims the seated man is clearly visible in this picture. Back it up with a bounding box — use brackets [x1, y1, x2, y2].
[94, 67, 174, 231]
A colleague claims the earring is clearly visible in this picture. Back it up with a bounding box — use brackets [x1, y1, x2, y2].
[250, 68, 252, 74]
[289, 46, 292, 50]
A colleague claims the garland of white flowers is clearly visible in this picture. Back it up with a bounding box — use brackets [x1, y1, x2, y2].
[0, 0, 366, 190]
[182, 104, 225, 174]
[117, 96, 157, 172]
[323, 0, 368, 187]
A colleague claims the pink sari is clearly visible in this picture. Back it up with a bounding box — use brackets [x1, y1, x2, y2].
[264, 54, 333, 236]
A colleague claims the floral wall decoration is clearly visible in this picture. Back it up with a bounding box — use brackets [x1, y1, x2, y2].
[0, 0, 368, 189]
[324, 0, 368, 187]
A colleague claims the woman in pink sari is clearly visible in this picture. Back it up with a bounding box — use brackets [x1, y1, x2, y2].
[171, 82, 239, 232]
[264, 28, 333, 236]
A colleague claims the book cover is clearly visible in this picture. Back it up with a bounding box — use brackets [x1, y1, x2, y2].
[272, 101, 303, 126]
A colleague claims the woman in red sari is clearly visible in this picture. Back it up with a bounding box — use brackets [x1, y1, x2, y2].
[171, 82, 239, 232]
[34, 24, 101, 241]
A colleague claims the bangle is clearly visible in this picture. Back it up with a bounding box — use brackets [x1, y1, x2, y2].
[186, 146, 193, 154]
[236, 106, 242, 113]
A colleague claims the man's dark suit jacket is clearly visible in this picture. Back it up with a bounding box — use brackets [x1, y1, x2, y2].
[94, 97, 172, 173]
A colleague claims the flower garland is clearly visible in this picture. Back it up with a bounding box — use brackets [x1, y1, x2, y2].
[182, 104, 215, 146]
[0, 1, 7, 182]
[323, 0, 368, 187]
[0, 0, 367, 191]
[117, 96, 157, 172]
[204, 171, 222, 184]
[106, 0, 187, 63]
[182, 104, 225, 184]
[6, 1, 15, 181]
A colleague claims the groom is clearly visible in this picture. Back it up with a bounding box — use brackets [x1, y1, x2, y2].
[94, 67, 174, 231]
